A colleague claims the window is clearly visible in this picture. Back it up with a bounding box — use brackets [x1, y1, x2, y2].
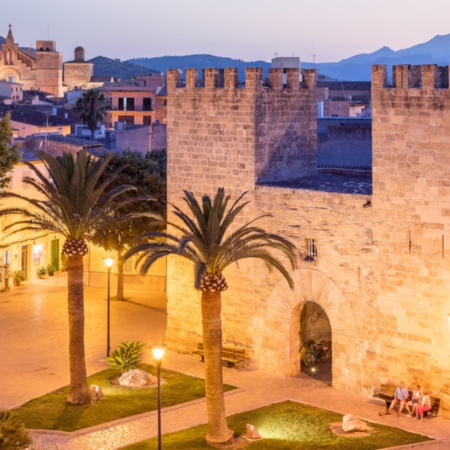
[143, 98, 152, 111]
[143, 116, 152, 125]
[118, 97, 135, 111]
[124, 259, 134, 273]
[3, 250, 11, 265]
[22, 170, 32, 189]
[118, 115, 135, 125]
[305, 238, 317, 261]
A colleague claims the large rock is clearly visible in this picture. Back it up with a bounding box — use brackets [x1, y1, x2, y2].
[342, 414, 372, 432]
[118, 369, 153, 387]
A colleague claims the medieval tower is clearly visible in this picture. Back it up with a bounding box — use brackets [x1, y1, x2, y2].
[165, 65, 449, 418]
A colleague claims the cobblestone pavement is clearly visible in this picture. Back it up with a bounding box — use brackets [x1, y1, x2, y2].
[1, 277, 448, 449]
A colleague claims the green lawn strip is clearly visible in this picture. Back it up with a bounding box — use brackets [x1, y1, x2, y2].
[121, 400, 432, 450]
[13, 364, 235, 432]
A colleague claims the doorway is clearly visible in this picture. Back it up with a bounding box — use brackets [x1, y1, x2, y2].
[300, 301, 332, 383]
[21, 245, 29, 280]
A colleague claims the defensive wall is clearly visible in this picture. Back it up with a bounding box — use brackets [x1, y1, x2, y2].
[166, 65, 449, 417]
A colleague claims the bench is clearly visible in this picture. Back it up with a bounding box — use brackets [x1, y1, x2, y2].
[373, 383, 440, 417]
[193, 342, 245, 368]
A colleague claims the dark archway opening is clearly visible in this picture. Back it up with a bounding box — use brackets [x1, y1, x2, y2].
[300, 301, 332, 383]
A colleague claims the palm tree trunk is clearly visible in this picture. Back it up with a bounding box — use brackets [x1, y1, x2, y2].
[201, 291, 234, 445]
[66, 254, 90, 404]
[116, 248, 124, 300]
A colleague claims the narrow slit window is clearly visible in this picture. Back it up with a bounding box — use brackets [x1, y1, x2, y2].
[305, 238, 317, 261]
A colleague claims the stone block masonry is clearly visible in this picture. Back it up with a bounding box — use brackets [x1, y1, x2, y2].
[166, 64, 450, 418]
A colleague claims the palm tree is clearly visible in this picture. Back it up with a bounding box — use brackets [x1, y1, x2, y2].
[0, 149, 140, 404]
[125, 188, 296, 445]
[74, 89, 109, 140]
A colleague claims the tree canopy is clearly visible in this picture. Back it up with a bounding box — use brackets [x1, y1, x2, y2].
[74, 89, 110, 140]
[90, 149, 166, 299]
[0, 112, 21, 189]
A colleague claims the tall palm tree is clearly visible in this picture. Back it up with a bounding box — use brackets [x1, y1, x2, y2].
[125, 188, 296, 445]
[74, 89, 109, 140]
[0, 149, 140, 404]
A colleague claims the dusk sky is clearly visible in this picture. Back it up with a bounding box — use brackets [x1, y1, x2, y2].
[4, 0, 450, 63]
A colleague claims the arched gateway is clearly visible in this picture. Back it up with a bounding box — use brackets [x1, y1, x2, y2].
[252, 268, 361, 391]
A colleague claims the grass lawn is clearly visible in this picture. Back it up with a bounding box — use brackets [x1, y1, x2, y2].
[13, 364, 235, 432]
[121, 401, 432, 450]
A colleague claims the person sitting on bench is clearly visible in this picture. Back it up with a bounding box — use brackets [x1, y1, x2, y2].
[416, 388, 432, 421]
[386, 381, 410, 415]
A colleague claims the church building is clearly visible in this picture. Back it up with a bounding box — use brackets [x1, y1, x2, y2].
[0, 25, 63, 97]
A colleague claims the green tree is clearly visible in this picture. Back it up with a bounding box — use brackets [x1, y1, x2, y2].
[0, 149, 139, 405]
[125, 188, 296, 445]
[0, 112, 21, 188]
[74, 89, 110, 140]
[91, 149, 166, 300]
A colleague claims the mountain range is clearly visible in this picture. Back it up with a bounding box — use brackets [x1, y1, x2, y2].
[128, 34, 450, 81]
[2, 33, 450, 81]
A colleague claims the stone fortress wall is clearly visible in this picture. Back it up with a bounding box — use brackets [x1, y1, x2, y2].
[166, 65, 450, 418]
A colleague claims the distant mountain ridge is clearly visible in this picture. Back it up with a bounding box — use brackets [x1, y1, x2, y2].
[127, 34, 450, 81]
[2, 33, 450, 81]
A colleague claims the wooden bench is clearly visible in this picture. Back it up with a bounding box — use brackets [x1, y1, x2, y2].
[193, 343, 245, 368]
[373, 383, 440, 417]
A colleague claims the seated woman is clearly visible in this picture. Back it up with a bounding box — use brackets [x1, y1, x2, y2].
[415, 388, 431, 421]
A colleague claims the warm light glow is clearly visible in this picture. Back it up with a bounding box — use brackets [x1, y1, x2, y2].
[104, 257, 114, 268]
[152, 344, 166, 361]
[246, 423, 261, 440]
[310, 367, 317, 373]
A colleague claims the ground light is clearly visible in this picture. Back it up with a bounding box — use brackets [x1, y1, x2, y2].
[152, 344, 166, 450]
[246, 423, 261, 440]
[104, 257, 114, 357]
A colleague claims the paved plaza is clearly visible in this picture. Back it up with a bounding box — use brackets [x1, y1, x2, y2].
[0, 275, 448, 449]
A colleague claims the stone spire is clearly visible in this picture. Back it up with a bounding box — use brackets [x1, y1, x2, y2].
[6, 24, 14, 44]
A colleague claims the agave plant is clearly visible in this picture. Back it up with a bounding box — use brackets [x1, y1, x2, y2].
[0, 409, 31, 450]
[106, 341, 145, 373]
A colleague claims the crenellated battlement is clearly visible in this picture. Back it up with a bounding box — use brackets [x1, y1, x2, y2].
[372, 64, 450, 90]
[167, 67, 316, 93]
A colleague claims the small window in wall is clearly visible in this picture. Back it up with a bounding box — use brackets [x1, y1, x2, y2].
[3, 250, 11, 264]
[143, 97, 152, 111]
[143, 116, 152, 125]
[305, 238, 317, 261]
[22, 170, 32, 189]
[124, 258, 134, 273]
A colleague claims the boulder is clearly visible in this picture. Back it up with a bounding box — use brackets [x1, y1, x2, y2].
[342, 414, 372, 432]
[118, 369, 153, 387]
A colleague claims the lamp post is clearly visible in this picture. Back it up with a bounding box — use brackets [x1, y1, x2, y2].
[152, 344, 166, 450]
[104, 257, 114, 357]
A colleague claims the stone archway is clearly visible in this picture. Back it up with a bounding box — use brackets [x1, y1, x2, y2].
[253, 268, 361, 391]
[0, 67, 20, 82]
[300, 301, 332, 381]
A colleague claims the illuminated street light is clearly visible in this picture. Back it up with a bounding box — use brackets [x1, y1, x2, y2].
[104, 257, 114, 357]
[152, 344, 166, 450]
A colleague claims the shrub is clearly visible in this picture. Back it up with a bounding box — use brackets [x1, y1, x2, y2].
[12, 270, 25, 282]
[106, 341, 145, 373]
[0, 409, 32, 450]
[37, 267, 47, 276]
[46, 264, 56, 274]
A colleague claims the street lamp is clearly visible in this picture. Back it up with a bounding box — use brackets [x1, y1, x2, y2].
[104, 257, 114, 357]
[152, 344, 166, 450]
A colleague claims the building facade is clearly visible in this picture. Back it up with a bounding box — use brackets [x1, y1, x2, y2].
[0, 25, 63, 97]
[165, 65, 449, 418]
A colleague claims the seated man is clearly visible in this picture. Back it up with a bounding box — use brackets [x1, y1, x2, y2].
[386, 381, 410, 415]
